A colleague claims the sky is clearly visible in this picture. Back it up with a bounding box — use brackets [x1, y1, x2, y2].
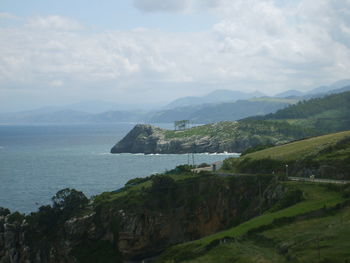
[0, 0, 350, 111]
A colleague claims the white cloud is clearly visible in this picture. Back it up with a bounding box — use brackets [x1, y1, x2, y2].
[1, 1, 350, 108]
[132, 0, 222, 13]
[0, 12, 18, 20]
[50, 80, 64, 87]
[26, 15, 83, 31]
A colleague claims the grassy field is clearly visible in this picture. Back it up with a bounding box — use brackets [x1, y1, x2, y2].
[242, 130, 350, 161]
[164, 122, 240, 139]
[156, 182, 348, 262]
[182, 203, 350, 263]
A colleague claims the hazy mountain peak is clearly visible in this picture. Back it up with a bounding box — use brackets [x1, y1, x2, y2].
[165, 89, 266, 109]
[307, 79, 350, 95]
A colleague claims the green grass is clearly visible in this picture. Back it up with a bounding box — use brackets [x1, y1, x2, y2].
[260, 205, 350, 262]
[157, 182, 346, 262]
[183, 204, 350, 263]
[164, 122, 240, 140]
[93, 173, 201, 205]
[242, 130, 350, 161]
[185, 240, 287, 263]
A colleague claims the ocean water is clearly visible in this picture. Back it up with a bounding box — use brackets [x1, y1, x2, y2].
[0, 123, 238, 214]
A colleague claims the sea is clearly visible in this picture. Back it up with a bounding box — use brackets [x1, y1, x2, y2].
[0, 123, 239, 214]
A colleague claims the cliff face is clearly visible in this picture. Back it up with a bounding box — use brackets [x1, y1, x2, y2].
[111, 124, 167, 154]
[110, 123, 289, 154]
[0, 175, 285, 263]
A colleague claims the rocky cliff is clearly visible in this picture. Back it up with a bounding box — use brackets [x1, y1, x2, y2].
[110, 122, 305, 154]
[0, 174, 286, 263]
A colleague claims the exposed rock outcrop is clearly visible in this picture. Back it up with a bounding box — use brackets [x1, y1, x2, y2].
[110, 123, 292, 154]
[0, 175, 285, 262]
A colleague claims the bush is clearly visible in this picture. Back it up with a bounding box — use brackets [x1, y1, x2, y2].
[235, 158, 285, 174]
[7, 211, 25, 224]
[151, 175, 176, 191]
[165, 164, 194, 174]
[125, 177, 150, 187]
[0, 207, 10, 217]
[26, 205, 59, 233]
[222, 158, 238, 171]
[241, 144, 275, 156]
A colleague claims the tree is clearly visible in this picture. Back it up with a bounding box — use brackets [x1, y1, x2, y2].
[52, 188, 88, 217]
[151, 175, 176, 191]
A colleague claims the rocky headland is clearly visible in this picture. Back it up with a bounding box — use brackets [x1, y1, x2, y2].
[110, 121, 306, 154]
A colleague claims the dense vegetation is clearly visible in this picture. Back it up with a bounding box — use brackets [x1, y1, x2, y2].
[264, 91, 350, 120]
[250, 90, 350, 134]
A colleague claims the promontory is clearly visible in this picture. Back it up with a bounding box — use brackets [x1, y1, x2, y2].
[110, 121, 309, 154]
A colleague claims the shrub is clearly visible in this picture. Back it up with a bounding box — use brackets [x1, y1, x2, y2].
[241, 144, 275, 156]
[125, 177, 150, 187]
[26, 205, 59, 233]
[0, 207, 10, 217]
[151, 175, 176, 191]
[165, 164, 194, 174]
[7, 211, 25, 224]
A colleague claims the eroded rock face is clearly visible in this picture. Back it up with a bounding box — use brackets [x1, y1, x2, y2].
[110, 124, 265, 154]
[0, 175, 285, 262]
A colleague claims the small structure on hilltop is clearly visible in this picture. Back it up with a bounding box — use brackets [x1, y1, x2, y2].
[174, 120, 190, 131]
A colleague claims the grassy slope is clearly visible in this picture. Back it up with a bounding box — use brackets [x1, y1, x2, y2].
[93, 172, 200, 205]
[164, 122, 239, 139]
[242, 130, 350, 161]
[156, 182, 347, 262]
[185, 204, 350, 263]
[189, 200, 350, 263]
[163, 120, 310, 146]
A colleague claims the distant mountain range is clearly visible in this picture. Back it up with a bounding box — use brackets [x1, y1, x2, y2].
[274, 79, 350, 98]
[164, 90, 265, 109]
[1, 80, 349, 124]
[149, 97, 295, 124]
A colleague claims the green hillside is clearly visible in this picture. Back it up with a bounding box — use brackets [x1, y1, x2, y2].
[241, 130, 350, 161]
[254, 91, 350, 134]
[156, 182, 350, 263]
[223, 130, 350, 179]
